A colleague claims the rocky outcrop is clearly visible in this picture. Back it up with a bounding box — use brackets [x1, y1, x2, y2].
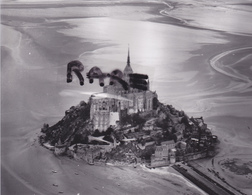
[40, 101, 91, 147]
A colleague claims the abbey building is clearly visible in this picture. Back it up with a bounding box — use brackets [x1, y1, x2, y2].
[90, 50, 158, 131]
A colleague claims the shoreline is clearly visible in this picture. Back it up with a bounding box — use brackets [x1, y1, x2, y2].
[3, 125, 206, 195]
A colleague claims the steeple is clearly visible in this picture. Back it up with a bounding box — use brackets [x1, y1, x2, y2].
[124, 46, 133, 74]
[123, 46, 133, 84]
[127, 46, 130, 65]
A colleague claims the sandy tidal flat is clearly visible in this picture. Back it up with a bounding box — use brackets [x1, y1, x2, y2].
[2, 0, 252, 194]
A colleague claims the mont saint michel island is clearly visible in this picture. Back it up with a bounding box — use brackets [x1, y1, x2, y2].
[40, 51, 218, 165]
[38, 51, 238, 195]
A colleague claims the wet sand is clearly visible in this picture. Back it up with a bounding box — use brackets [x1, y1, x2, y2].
[161, 1, 252, 193]
[2, 0, 252, 194]
[1, 1, 207, 195]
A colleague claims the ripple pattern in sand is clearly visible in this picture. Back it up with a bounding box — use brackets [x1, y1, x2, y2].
[210, 47, 252, 92]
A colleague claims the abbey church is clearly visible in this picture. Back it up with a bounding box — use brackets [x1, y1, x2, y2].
[90, 51, 158, 131]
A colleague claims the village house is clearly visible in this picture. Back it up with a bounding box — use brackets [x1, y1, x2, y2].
[174, 131, 183, 141]
[54, 144, 67, 156]
[170, 148, 176, 164]
[150, 127, 163, 136]
[122, 125, 139, 134]
[125, 149, 138, 163]
[137, 140, 155, 150]
[161, 140, 176, 150]
[175, 141, 187, 150]
[142, 124, 154, 131]
[150, 149, 168, 168]
[149, 140, 176, 168]
[174, 123, 186, 133]
[54, 140, 67, 156]
[85, 147, 102, 164]
[150, 146, 169, 168]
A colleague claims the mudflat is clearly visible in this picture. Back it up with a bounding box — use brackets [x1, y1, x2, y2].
[2, 0, 252, 194]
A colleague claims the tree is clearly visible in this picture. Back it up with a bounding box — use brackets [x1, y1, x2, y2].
[132, 113, 146, 126]
[172, 134, 177, 143]
[83, 136, 89, 144]
[120, 113, 131, 126]
[105, 127, 114, 135]
[93, 129, 101, 137]
[103, 135, 114, 143]
[172, 126, 176, 134]
[141, 146, 155, 160]
[181, 116, 189, 126]
[146, 130, 151, 135]
[41, 123, 49, 133]
[163, 130, 173, 140]
[79, 101, 86, 107]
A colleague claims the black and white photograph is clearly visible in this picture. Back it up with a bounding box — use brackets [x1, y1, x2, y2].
[1, 0, 252, 194]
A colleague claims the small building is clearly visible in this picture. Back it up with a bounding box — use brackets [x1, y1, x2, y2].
[150, 145, 170, 168]
[150, 127, 163, 136]
[175, 123, 185, 133]
[176, 141, 187, 150]
[212, 135, 218, 143]
[154, 146, 164, 160]
[137, 141, 155, 150]
[149, 141, 175, 168]
[174, 131, 183, 141]
[161, 140, 176, 150]
[170, 148, 177, 164]
[54, 145, 67, 156]
[142, 125, 154, 131]
[85, 147, 102, 164]
[54, 140, 67, 156]
[125, 149, 137, 162]
[123, 125, 139, 134]
[110, 112, 119, 126]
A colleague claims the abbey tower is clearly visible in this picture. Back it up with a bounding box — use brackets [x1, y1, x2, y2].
[90, 50, 157, 131]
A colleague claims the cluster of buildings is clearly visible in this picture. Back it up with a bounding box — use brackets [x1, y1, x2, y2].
[51, 111, 217, 167]
[148, 117, 217, 168]
[48, 50, 218, 168]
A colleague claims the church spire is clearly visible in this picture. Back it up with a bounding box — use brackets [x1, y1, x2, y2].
[123, 45, 133, 83]
[127, 46, 130, 65]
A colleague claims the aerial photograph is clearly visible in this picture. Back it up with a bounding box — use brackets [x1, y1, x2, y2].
[1, 0, 252, 194]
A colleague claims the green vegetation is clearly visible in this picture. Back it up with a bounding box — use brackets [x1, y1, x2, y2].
[40, 101, 91, 146]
